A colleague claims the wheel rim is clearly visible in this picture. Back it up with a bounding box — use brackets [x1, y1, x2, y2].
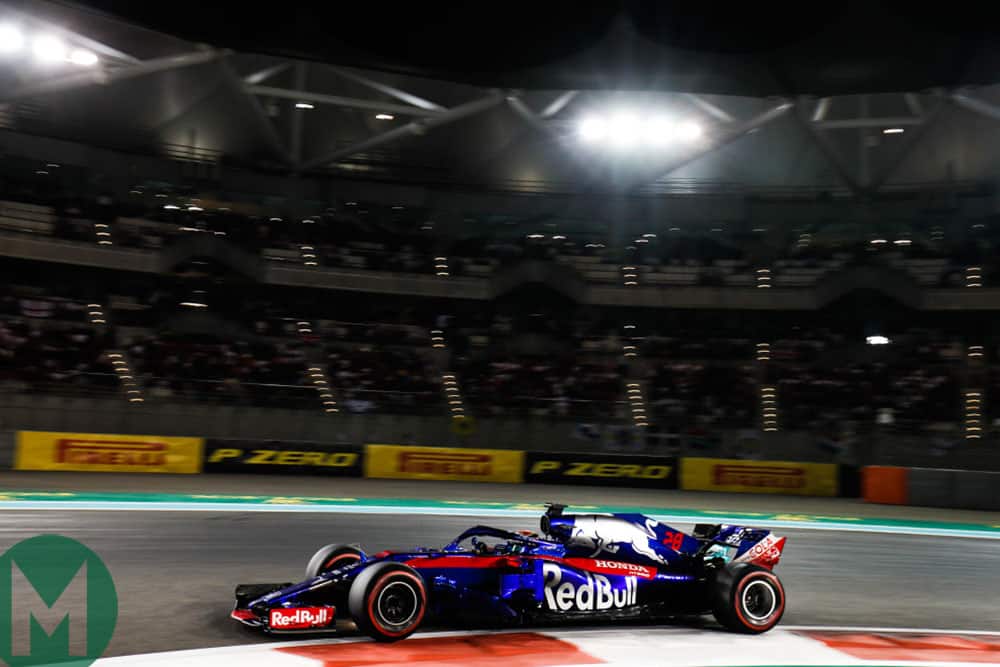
[741, 580, 777, 623]
[376, 581, 419, 628]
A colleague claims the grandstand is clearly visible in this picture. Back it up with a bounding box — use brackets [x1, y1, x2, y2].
[3, 1, 1000, 474]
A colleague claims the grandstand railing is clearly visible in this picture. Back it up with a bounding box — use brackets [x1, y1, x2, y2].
[137, 378, 443, 415]
[0, 373, 122, 398]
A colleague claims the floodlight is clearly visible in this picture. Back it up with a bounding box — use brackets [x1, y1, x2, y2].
[608, 113, 641, 148]
[68, 48, 98, 66]
[677, 120, 702, 141]
[578, 116, 607, 142]
[0, 24, 24, 53]
[32, 35, 66, 64]
[644, 116, 675, 146]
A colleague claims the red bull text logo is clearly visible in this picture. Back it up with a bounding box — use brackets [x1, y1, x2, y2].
[542, 562, 637, 611]
[268, 607, 334, 629]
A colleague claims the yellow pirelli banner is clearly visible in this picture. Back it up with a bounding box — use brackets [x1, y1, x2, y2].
[365, 444, 524, 483]
[15, 431, 204, 474]
[681, 457, 838, 496]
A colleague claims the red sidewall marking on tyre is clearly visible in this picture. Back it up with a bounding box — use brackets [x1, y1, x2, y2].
[733, 571, 784, 631]
[366, 570, 427, 638]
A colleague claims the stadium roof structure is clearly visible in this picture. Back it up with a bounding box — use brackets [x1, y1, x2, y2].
[4, 0, 1000, 196]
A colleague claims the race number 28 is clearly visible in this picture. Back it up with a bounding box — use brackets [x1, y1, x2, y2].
[662, 532, 684, 551]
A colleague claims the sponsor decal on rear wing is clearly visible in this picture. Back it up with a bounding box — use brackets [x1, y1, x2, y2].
[734, 534, 787, 569]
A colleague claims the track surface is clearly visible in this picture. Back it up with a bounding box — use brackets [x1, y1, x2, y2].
[4, 472, 998, 523]
[1, 510, 996, 657]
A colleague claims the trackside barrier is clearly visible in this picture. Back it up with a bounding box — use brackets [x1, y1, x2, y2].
[7, 430, 868, 497]
[364, 444, 524, 483]
[204, 439, 362, 476]
[680, 457, 839, 497]
[862, 466, 908, 504]
[863, 465, 1000, 510]
[838, 465, 861, 498]
[14, 430, 203, 473]
[524, 452, 677, 489]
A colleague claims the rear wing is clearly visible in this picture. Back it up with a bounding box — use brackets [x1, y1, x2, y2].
[693, 524, 787, 570]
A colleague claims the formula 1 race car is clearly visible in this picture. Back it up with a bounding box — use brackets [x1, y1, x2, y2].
[231, 504, 787, 641]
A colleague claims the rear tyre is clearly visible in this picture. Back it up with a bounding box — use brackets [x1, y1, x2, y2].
[348, 562, 427, 642]
[305, 544, 366, 579]
[712, 563, 785, 633]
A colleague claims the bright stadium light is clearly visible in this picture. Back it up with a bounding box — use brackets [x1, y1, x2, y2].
[0, 24, 24, 53]
[608, 112, 642, 148]
[32, 35, 67, 64]
[68, 48, 98, 66]
[677, 120, 702, 141]
[579, 110, 703, 150]
[578, 116, 607, 142]
[866, 335, 890, 346]
[644, 115, 675, 146]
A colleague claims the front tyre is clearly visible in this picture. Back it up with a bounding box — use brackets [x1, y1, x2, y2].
[348, 562, 427, 642]
[712, 564, 785, 633]
[305, 544, 366, 579]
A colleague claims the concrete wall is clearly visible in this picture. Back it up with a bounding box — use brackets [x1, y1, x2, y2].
[863, 465, 1000, 511]
[908, 468, 1000, 511]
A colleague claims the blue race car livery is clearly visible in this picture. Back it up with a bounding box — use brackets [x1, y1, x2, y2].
[232, 504, 788, 641]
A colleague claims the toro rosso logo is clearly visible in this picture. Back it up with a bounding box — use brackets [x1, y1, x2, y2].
[542, 562, 637, 611]
[569, 516, 666, 564]
[269, 606, 334, 629]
